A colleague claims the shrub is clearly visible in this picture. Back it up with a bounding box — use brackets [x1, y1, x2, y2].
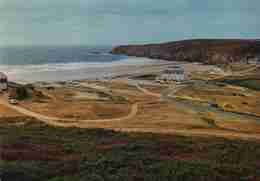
[15, 87, 30, 100]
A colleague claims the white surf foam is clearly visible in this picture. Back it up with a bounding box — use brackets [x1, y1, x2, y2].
[0, 57, 164, 83]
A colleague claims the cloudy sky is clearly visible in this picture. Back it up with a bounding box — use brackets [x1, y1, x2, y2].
[0, 0, 259, 46]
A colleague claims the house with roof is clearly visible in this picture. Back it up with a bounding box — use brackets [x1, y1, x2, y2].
[156, 66, 185, 83]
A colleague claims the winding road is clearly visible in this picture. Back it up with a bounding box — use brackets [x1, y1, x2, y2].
[0, 98, 138, 127]
[2, 82, 260, 141]
[0, 81, 158, 127]
[0, 81, 159, 127]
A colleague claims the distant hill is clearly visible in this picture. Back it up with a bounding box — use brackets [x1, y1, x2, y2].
[111, 39, 260, 64]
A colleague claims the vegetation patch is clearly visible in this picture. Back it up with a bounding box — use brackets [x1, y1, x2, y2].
[132, 74, 157, 81]
[0, 118, 260, 181]
[220, 78, 260, 91]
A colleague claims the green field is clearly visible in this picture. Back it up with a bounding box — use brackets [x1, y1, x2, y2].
[1, 118, 260, 181]
[221, 78, 260, 91]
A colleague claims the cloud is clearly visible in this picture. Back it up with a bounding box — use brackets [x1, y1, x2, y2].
[0, 0, 259, 45]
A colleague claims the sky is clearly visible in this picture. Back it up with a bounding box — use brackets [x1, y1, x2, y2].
[0, 0, 259, 46]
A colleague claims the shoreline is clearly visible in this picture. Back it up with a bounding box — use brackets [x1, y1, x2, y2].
[4, 58, 217, 85]
[4, 57, 175, 84]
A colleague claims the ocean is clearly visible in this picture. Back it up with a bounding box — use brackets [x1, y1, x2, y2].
[0, 46, 158, 83]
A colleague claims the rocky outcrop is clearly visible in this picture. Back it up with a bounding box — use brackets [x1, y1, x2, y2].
[111, 39, 260, 64]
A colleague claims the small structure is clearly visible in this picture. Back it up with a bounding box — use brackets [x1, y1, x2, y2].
[256, 55, 260, 64]
[156, 66, 185, 83]
[246, 55, 260, 65]
[0, 72, 8, 91]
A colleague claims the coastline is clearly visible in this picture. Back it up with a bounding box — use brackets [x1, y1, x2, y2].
[4, 57, 173, 84]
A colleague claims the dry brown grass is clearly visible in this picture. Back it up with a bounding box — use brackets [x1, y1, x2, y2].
[17, 86, 132, 120]
[2, 79, 260, 140]
[0, 104, 23, 118]
[139, 85, 168, 94]
[175, 83, 260, 117]
[20, 101, 131, 120]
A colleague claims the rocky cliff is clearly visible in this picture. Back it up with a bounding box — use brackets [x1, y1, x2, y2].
[111, 39, 260, 64]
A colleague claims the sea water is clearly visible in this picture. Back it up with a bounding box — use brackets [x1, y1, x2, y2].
[0, 45, 157, 83]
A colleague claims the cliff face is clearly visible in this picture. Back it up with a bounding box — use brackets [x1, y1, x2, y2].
[111, 39, 260, 64]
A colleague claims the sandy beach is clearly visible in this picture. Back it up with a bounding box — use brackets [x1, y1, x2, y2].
[3, 57, 170, 83]
[4, 56, 217, 84]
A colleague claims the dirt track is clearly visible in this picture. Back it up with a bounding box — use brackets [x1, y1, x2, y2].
[0, 99, 138, 126]
[0, 82, 152, 126]
[2, 82, 260, 141]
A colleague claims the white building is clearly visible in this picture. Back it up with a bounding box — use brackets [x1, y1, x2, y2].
[0, 72, 8, 91]
[157, 66, 185, 82]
